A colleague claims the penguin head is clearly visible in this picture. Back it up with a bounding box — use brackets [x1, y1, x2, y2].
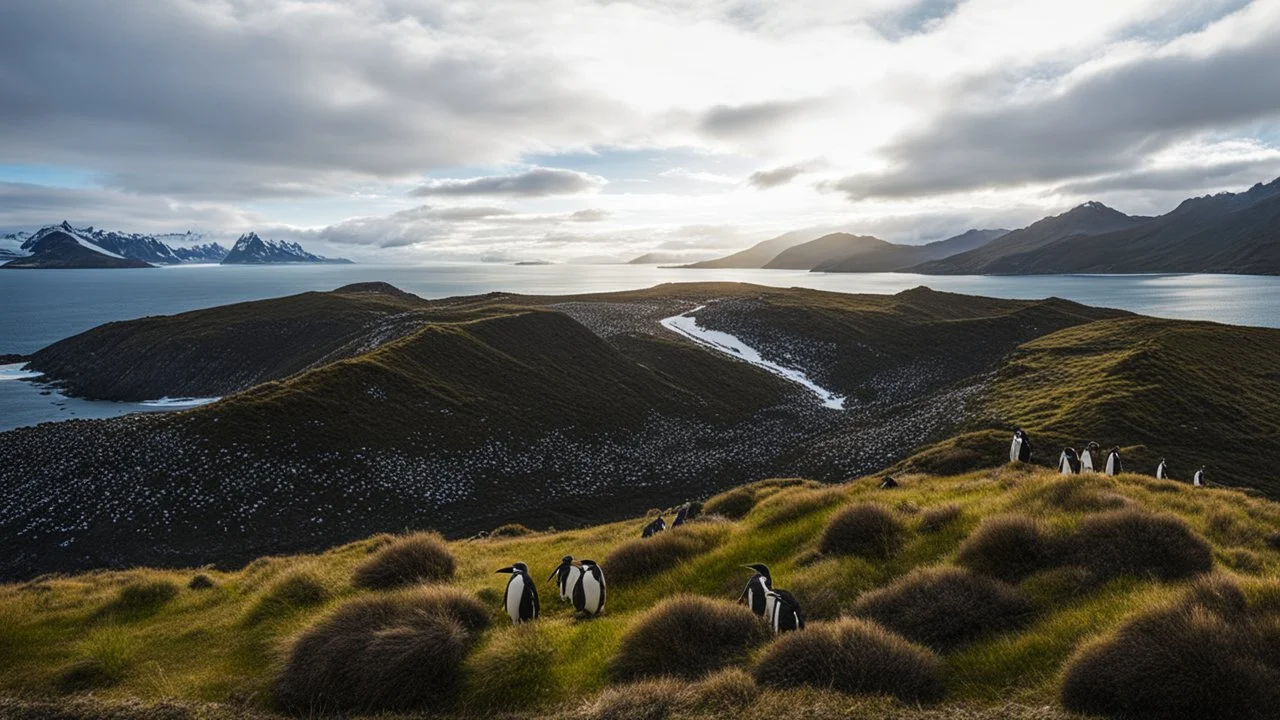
[560, 555, 573, 565]
[1088, 442, 1100, 450]
[580, 559, 597, 567]
[496, 562, 529, 575]
[744, 563, 771, 579]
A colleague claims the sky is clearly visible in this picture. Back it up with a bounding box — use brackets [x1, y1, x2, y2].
[2, 0, 1280, 263]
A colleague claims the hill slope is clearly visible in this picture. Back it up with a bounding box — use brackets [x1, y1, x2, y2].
[677, 229, 831, 268]
[2, 463, 1278, 719]
[811, 228, 1008, 273]
[1, 225, 153, 269]
[763, 233, 892, 269]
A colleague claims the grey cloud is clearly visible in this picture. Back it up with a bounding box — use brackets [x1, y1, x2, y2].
[427, 206, 517, 221]
[748, 164, 807, 189]
[410, 168, 605, 198]
[0, 182, 263, 233]
[570, 208, 611, 222]
[830, 30, 1280, 201]
[1054, 157, 1280, 195]
[0, 1, 624, 200]
[699, 99, 817, 139]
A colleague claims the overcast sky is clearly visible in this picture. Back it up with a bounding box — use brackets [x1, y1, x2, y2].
[2, 0, 1279, 262]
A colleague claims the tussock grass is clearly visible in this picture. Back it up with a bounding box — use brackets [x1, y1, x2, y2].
[610, 595, 767, 681]
[244, 569, 330, 625]
[463, 623, 559, 711]
[702, 487, 756, 520]
[97, 580, 180, 622]
[351, 532, 456, 589]
[851, 567, 1033, 652]
[819, 503, 905, 559]
[1061, 576, 1280, 720]
[581, 668, 758, 720]
[56, 625, 139, 692]
[187, 574, 216, 590]
[1063, 509, 1212, 581]
[919, 504, 962, 534]
[604, 524, 727, 585]
[955, 515, 1055, 583]
[275, 587, 488, 713]
[753, 487, 847, 529]
[754, 618, 944, 703]
[490, 523, 535, 538]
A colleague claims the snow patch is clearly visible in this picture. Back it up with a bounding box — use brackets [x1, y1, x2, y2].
[71, 234, 127, 259]
[660, 307, 846, 410]
[138, 396, 221, 408]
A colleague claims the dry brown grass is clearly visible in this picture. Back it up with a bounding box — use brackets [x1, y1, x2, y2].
[818, 503, 905, 559]
[702, 487, 757, 520]
[955, 515, 1056, 583]
[918, 504, 962, 534]
[610, 595, 768, 681]
[1063, 509, 1213, 581]
[351, 532, 456, 590]
[754, 618, 944, 703]
[850, 567, 1033, 651]
[603, 525, 726, 585]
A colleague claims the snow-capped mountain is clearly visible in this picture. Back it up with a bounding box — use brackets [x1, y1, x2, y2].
[6, 222, 229, 265]
[3, 224, 152, 269]
[220, 232, 350, 264]
[0, 230, 31, 260]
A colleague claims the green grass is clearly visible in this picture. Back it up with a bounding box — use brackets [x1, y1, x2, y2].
[2, 461, 1278, 718]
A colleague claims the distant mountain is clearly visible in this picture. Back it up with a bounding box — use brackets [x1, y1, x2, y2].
[910, 202, 1150, 274]
[0, 230, 30, 260]
[627, 252, 691, 265]
[221, 232, 351, 264]
[677, 228, 830, 268]
[2, 224, 153, 269]
[764, 233, 889, 269]
[812, 228, 1008, 273]
[959, 178, 1280, 275]
[3, 222, 228, 265]
[169, 242, 230, 263]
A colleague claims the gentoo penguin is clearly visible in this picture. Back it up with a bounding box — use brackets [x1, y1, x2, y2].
[738, 564, 773, 618]
[1193, 467, 1206, 487]
[1080, 442, 1100, 473]
[1155, 459, 1168, 480]
[1010, 429, 1033, 463]
[879, 476, 899, 489]
[642, 516, 667, 538]
[1104, 447, 1123, 476]
[672, 503, 690, 527]
[572, 559, 606, 616]
[546, 555, 582, 603]
[1058, 448, 1081, 475]
[766, 589, 805, 634]
[496, 562, 539, 624]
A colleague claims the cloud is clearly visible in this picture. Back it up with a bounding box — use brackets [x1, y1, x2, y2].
[425, 206, 517, 221]
[410, 168, 606, 197]
[748, 164, 807, 189]
[698, 99, 818, 139]
[829, 5, 1280, 200]
[0, 182, 264, 233]
[658, 168, 740, 184]
[570, 208, 611, 222]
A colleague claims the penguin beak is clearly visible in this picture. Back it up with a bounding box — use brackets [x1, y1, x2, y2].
[496, 566, 515, 574]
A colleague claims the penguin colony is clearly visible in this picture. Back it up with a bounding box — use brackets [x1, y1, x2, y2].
[1012, 429, 1212, 485]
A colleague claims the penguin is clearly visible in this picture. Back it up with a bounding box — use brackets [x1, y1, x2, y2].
[766, 589, 805, 634]
[1155, 459, 1168, 480]
[496, 562, 539, 624]
[572, 559, 606, 616]
[879, 476, 898, 489]
[642, 516, 667, 538]
[1058, 448, 1081, 475]
[738, 564, 773, 618]
[672, 503, 690, 527]
[1080, 442, 1101, 472]
[1193, 467, 1206, 487]
[1010, 429, 1033, 463]
[546, 555, 582, 603]
[1104, 447, 1122, 476]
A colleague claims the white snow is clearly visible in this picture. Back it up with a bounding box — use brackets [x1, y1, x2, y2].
[0, 362, 43, 381]
[138, 396, 221, 408]
[660, 307, 846, 410]
[70, 234, 127, 259]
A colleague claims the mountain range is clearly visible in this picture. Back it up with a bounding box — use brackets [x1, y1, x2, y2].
[681, 175, 1280, 275]
[0, 223, 347, 269]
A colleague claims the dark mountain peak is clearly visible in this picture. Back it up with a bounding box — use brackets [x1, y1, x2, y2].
[1069, 200, 1124, 216]
[1170, 176, 1280, 216]
[57, 220, 75, 232]
[233, 231, 263, 247]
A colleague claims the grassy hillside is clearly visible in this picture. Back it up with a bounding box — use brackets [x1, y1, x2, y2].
[3, 461, 1279, 719]
[977, 317, 1280, 495]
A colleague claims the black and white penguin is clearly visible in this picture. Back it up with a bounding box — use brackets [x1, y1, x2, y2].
[1104, 447, 1122, 476]
[1080, 442, 1101, 472]
[766, 589, 805, 634]
[1058, 448, 1081, 475]
[672, 503, 690, 527]
[738, 564, 773, 618]
[1193, 467, 1206, 487]
[546, 555, 582, 603]
[572, 559, 606, 616]
[1155, 459, 1168, 480]
[496, 562, 539, 624]
[1010, 429, 1033, 463]
[879, 476, 899, 489]
[642, 516, 667, 538]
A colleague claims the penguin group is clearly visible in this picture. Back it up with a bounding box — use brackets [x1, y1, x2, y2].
[1012, 430, 1210, 486]
[640, 502, 694, 538]
[738, 563, 804, 634]
[496, 556, 605, 624]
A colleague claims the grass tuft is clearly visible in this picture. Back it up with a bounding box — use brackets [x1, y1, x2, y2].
[955, 515, 1055, 583]
[1064, 509, 1213, 581]
[850, 567, 1032, 651]
[919, 504, 962, 534]
[603, 525, 726, 585]
[187, 574, 216, 590]
[702, 487, 756, 520]
[97, 580, 180, 622]
[610, 595, 767, 681]
[244, 569, 330, 625]
[463, 623, 559, 711]
[819, 503, 905, 559]
[754, 618, 944, 703]
[351, 532, 456, 589]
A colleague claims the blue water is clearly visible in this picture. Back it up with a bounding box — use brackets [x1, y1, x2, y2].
[3, 264, 1279, 431]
